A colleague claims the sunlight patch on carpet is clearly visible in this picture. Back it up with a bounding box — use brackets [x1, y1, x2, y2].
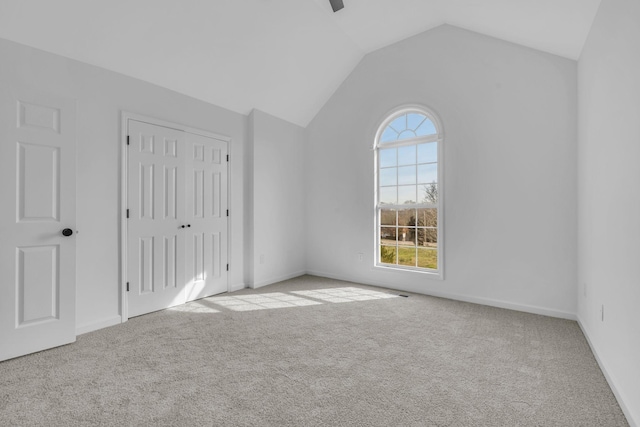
[209, 292, 323, 312]
[291, 287, 398, 303]
[204, 287, 398, 312]
[168, 301, 221, 314]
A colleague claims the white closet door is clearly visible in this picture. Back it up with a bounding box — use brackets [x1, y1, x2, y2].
[0, 89, 77, 361]
[184, 132, 228, 301]
[127, 120, 186, 317]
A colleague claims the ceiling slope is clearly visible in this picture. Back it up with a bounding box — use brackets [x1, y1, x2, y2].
[0, 0, 600, 127]
[315, 0, 601, 59]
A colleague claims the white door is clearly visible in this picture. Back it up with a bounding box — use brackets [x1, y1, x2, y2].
[0, 88, 77, 362]
[127, 120, 187, 317]
[184, 132, 228, 301]
[126, 120, 228, 317]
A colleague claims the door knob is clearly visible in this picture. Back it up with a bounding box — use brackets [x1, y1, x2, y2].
[181, 225, 185, 229]
[61, 228, 73, 237]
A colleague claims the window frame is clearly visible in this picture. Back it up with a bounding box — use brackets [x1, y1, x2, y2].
[373, 106, 444, 278]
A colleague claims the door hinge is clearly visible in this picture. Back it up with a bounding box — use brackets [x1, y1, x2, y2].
[126, 209, 129, 218]
[226, 154, 229, 162]
[126, 282, 130, 292]
[126, 135, 130, 146]
[226, 264, 229, 271]
[226, 209, 229, 217]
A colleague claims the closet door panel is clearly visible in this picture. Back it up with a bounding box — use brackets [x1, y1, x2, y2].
[127, 120, 186, 317]
[184, 133, 228, 301]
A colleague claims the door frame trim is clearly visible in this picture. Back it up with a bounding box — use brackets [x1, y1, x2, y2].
[119, 111, 232, 323]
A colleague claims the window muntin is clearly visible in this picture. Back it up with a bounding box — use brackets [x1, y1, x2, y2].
[375, 108, 442, 274]
[379, 113, 437, 143]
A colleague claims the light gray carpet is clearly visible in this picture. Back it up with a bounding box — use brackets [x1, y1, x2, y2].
[0, 275, 628, 426]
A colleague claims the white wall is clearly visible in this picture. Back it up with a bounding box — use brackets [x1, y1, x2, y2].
[246, 110, 306, 288]
[578, 0, 640, 424]
[0, 38, 248, 334]
[306, 25, 578, 318]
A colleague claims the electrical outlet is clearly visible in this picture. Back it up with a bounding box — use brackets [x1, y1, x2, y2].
[259, 254, 265, 265]
[357, 253, 364, 262]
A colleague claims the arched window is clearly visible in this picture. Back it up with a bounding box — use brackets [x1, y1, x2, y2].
[375, 107, 443, 274]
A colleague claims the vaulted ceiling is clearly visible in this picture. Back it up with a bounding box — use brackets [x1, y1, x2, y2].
[0, 0, 601, 126]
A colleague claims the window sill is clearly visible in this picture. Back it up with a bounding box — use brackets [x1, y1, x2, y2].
[373, 264, 444, 280]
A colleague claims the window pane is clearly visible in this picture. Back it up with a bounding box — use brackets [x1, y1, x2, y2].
[380, 209, 397, 226]
[389, 115, 406, 132]
[417, 228, 437, 248]
[379, 148, 397, 168]
[417, 249, 437, 269]
[398, 146, 416, 166]
[380, 245, 397, 264]
[398, 209, 416, 227]
[407, 113, 427, 130]
[415, 118, 437, 136]
[398, 185, 417, 204]
[420, 183, 438, 204]
[398, 247, 416, 266]
[416, 208, 437, 227]
[418, 142, 437, 164]
[380, 227, 397, 245]
[379, 187, 397, 205]
[398, 227, 416, 247]
[381, 126, 398, 143]
[398, 165, 416, 185]
[379, 167, 397, 186]
[418, 164, 437, 184]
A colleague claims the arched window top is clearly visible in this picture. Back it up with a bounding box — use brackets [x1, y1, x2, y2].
[378, 110, 439, 145]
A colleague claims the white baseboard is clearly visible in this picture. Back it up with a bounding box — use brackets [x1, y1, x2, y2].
[305, 269, 577, 320]
[250, 270, 306, 289]
[577, 317, 637, 427]
[76, 315, 122, 336]
[228, 282, 247, 293]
